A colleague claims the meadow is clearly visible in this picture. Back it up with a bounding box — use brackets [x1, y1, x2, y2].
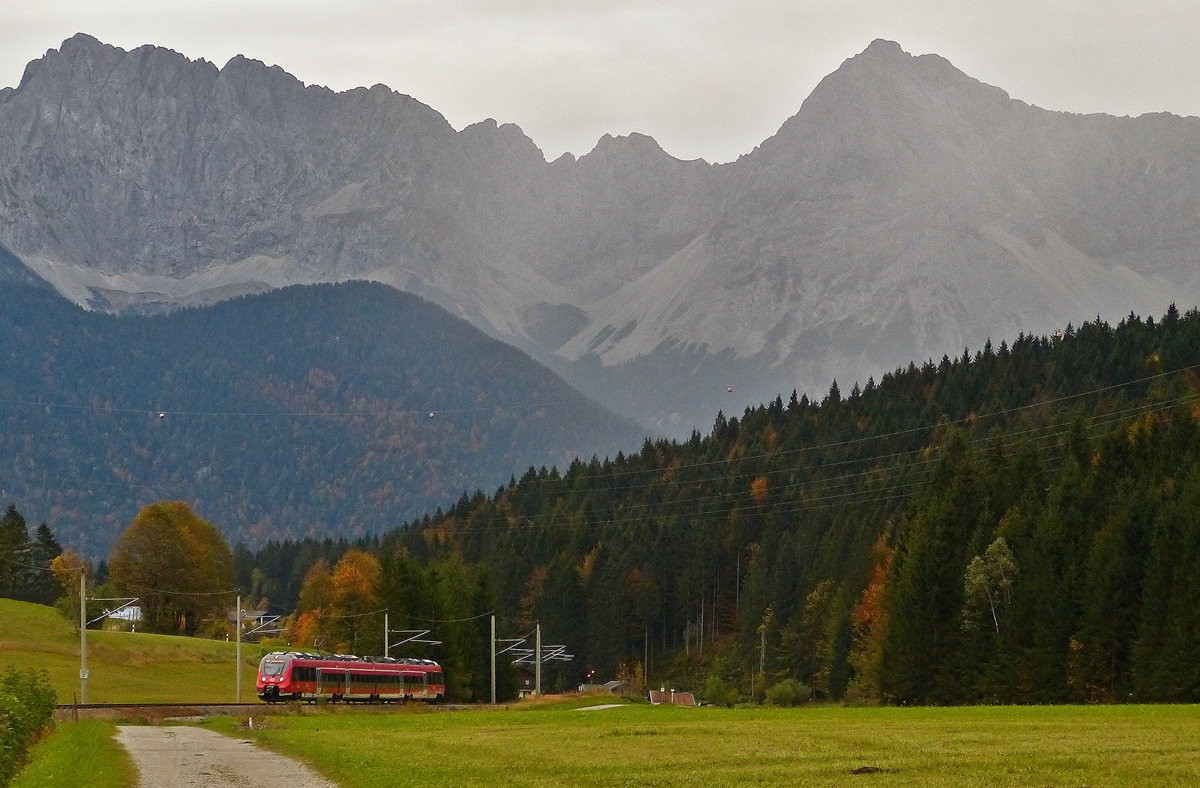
[10, 720, 134, 788]
[0, 599, 264, 704]
[210, 698, 1200, 787]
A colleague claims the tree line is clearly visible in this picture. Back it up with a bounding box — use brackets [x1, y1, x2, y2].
[11, 305, 1200, 706]
[239, 306, 1200, 704]
[1, 500, 518, 703]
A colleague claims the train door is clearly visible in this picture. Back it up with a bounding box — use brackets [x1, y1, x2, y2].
[383, 671, 403, 700]
[318, 669, 346, 698]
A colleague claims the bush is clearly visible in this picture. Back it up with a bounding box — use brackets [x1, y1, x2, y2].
[765, 678, 811, 707]
[703, 674, 738, 708]
[0, 667, 57, 786]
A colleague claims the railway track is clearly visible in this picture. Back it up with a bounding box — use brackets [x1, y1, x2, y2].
[54, 700, 476, 720]
[54, 701, 266, 721]
[56, 702, 263, 710]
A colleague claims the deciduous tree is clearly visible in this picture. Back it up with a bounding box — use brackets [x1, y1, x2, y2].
[109, 502, 233, 635]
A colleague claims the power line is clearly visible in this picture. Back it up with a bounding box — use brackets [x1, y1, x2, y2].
[0, 395, 547, 420]
[550, 361, 1200, 484]
[397, 610, 495, 624]
[113, 582, 240, 597]
[422, 391, 1193, 536]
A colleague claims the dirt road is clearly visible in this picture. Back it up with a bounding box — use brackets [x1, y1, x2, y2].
[116, 725, 337, 788]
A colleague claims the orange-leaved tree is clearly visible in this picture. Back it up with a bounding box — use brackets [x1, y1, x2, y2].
[288, 550, 382, 654]
[289, 559, 332, 650]
[330, 549, 382, 653]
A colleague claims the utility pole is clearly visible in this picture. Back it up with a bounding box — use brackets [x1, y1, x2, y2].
[735, 551, 740, 616]
[759, 627, 766, 702]
[490, 614, 496, 705]
[79, 572, 88, 705]
[535, 623, 542, 696]
[235, 595, 242, 703]
[714, 576, 718, 640]
[384, 612, 389, 657]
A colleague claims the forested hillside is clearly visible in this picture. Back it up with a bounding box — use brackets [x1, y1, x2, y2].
[243, 306, 1200, 704]
[0, 278, 642, 555]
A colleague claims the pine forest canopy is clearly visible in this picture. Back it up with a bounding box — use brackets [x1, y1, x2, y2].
[237, 305, 1200, 704]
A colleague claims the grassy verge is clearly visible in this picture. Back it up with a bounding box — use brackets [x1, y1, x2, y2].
[209, 700, 1200, 787]
[0, 598, 264, 703]
[10, 720, 136, 788]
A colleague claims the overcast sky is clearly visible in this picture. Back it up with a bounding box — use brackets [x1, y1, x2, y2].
[4, 1, 1198, 163]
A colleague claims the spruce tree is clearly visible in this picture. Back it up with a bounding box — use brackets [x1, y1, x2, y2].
[0, 505, 33, 600]
[25, 523, 63, 604]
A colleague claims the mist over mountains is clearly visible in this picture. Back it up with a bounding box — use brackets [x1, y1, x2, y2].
[2, 34, 1198, 433]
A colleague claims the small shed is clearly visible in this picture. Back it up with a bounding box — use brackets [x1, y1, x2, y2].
[516, 667, 537, 697]
[648, 689, 696, 706]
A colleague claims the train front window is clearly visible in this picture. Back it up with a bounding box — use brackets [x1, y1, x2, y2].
[262, 660, 286, 677]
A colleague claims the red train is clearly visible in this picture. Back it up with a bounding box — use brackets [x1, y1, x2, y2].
[256, 651, 445, 703]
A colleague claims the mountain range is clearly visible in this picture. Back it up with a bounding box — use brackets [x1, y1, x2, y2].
[2, 34, 1199, 432]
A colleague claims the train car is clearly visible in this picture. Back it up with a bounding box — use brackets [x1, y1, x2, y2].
[256, 652, 445, 703]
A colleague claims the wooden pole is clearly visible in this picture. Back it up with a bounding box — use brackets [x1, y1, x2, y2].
[535, 623, 542, 696]
[236, 594, 242, 703]
[490, 615, 497, 705]
[79, 572, 88, 705]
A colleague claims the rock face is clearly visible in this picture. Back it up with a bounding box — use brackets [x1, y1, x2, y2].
[3, 35, 1199, 433]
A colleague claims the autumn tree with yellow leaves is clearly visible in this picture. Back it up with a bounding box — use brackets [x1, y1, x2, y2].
[289, 549, 382, 653]
[109, 502, 233, 635]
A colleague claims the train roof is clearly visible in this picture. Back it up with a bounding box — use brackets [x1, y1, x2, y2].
[262, 651, 440, 667]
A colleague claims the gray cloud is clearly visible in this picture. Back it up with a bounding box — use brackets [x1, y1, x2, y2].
[4, 1, 1199, 162]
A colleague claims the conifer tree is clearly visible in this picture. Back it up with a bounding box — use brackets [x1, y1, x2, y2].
[0, 505, 33, 600]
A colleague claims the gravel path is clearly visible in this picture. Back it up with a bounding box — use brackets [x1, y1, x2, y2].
[116, 725, 338, 788]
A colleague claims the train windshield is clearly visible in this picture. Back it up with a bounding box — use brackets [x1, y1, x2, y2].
[262, 660, 287, 676]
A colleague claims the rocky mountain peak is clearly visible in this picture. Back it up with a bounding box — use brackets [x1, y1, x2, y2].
[2, 36, 1197, 436]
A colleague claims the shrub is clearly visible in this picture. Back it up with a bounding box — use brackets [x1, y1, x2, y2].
[703, 674, 738, 708]
[766, 678, 811, 707]
[0, 667, 57, 786]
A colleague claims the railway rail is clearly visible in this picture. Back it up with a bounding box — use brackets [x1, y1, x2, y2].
[57, 702, 264, 710]
[54, 700, 476, 721]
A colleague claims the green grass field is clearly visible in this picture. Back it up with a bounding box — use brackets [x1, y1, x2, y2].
[209, 698, 1200, 787]
[0, 598, 264, 704]
[10, 720, 136, 788]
